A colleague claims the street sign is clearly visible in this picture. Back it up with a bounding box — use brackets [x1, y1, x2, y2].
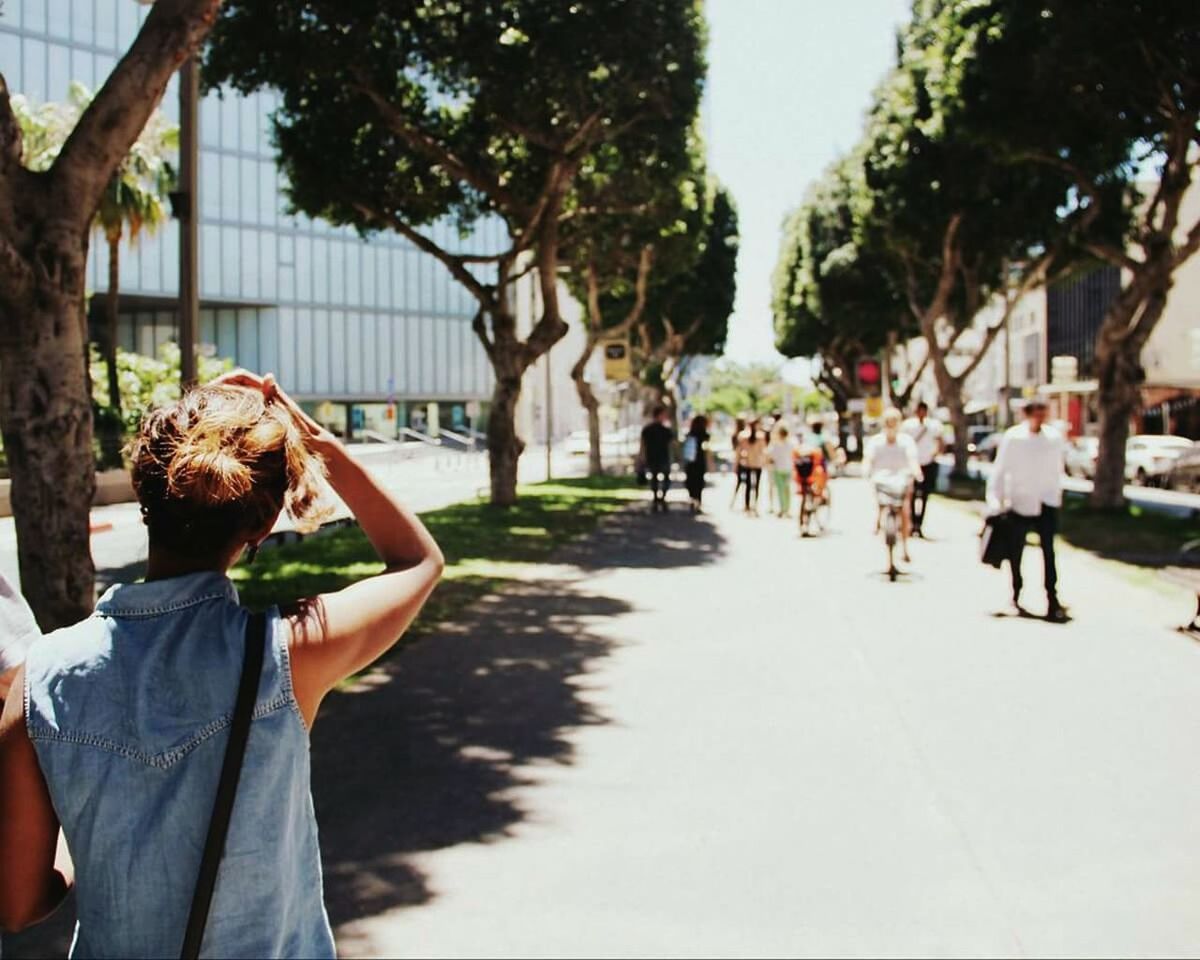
[847, 398, 867, 414]
[602, 336, 632, 381]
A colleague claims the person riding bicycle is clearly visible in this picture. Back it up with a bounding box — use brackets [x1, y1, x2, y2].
[796, 419, 838, 498]
[863, 408, 923, 564]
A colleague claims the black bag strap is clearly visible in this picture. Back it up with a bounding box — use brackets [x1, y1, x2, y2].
[180, 612, 267, 960]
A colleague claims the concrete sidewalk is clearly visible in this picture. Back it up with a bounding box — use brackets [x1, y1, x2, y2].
[9, 475, 1200, 958]
[323, 476, 1200, 957]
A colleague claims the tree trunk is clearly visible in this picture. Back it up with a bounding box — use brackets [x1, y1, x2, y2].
[0, 241, 97, 630]
[571, 334, 602, 476]
[486, 365, 525, 507]
[939, 381, 970, 478]
[1091, 318, 1145, 509]
[1090, 269, 1172, 509]
[98, 235, 124, 469]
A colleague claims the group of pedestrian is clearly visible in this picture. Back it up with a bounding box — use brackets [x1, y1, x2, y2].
[638, 406, 717, 515]
[0, 371, 445, 957]
[861, 395, 1067, 620]
[728, 415, 838, 519]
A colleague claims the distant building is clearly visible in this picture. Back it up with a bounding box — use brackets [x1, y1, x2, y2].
[2, 3, 592, 448]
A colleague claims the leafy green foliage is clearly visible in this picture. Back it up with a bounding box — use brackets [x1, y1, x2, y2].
[89, 342, 232, 441]
[12, 83, 177, 244]
[204, 1, 705, 251]
[688, 361, 799, 418]
[636, 180, 739, 364]
[773, 156, 906, 361]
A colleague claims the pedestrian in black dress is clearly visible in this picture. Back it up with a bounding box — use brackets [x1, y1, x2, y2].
[683, 415, 711, 513]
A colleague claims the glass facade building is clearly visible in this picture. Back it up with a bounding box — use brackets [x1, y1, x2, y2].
[1, 1, 496, 438]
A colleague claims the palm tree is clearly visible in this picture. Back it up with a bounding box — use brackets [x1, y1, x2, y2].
[88, 86, 178, 466]
[13, 83, 177, 466]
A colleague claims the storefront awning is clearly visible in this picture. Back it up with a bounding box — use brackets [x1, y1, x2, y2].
[1040, 380, 1099, 395]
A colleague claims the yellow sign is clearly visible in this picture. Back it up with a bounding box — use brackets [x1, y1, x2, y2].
[602, 336, 632, 381]
[865, 396, 885, 419]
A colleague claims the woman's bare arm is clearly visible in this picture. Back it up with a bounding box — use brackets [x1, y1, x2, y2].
[0, 667, 72, 932]
[284, 441, 444, 726]
[219, 374, 444, 728]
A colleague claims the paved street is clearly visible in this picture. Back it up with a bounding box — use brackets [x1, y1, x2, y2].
[319, 474, 1200, 958]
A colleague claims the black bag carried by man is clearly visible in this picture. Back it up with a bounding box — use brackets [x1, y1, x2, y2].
[980, 512, 1014, 569]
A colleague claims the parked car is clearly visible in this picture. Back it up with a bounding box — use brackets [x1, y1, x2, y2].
[1065, 436, 1099, 478]
[566, 425, 643, 457]
[1125, 434, 1193, 486]
[1165, 443, 1200, 494]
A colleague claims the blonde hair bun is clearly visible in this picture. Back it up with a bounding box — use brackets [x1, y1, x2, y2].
[130, 383, 330, 555]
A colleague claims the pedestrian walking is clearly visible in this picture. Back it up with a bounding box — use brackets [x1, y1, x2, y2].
[728, 415, 747, 509]
[986, 395, 1068, 621]
[640, 405, 675, 513]
[903, 401, 943, 537]
[735, 417, 767, 515]
[0, 372, 444, 956]
[683, 414, 712, 514]
[766, 422, 796, 517]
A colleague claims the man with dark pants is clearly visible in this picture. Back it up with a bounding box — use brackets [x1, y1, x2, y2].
[987, 396, 1068, 621]
[640, 406, 675, 513]
[903, 401, 943, 537]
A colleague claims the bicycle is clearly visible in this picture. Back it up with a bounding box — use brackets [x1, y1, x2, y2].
[874, 470, 910, 580]
[794, 456, 831, 536]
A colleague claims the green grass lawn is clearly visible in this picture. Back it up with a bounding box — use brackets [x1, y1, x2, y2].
[231, 476, 641, 645]
[1055, 499, 1200, 566]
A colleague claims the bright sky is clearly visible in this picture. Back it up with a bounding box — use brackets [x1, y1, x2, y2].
[706, 0, 912, 366]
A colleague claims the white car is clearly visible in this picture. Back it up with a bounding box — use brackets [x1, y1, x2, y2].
[1125, 434, 1193, 486]
[1065, 436, 1099, 478]
[566, 425, 644, 457]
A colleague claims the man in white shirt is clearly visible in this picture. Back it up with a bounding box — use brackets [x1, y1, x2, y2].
[987, 397, 1068, 621]
[902, 401, 943, 537]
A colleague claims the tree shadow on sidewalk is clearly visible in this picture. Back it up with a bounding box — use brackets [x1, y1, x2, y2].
[566, 504, 727, 572]
[314, 576, 630, 937]
[5, 507, 727, 958]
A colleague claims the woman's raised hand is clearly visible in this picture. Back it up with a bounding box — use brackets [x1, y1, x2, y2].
[211, 370, 339, 455]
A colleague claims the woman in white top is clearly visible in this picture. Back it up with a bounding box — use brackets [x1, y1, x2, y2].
[863, 408, 924, 562]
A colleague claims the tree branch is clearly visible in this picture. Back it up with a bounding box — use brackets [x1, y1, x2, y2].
[51, 0, 220, 223]
[1174, 211, 1200, 271]
[0, 73, 23, 174]
[351, 75, 522, 215]
[353, 201, 496, 306]
[471, 307, 495, 361]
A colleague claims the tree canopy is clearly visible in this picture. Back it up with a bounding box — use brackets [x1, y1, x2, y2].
[205, 0, 706, 503]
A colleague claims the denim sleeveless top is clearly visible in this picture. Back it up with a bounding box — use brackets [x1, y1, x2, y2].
[23, 572, 336, 959]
